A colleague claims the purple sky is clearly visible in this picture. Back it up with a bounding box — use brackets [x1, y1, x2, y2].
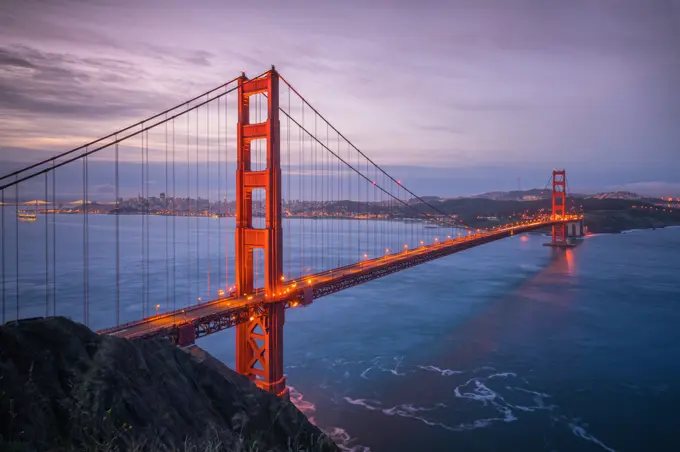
[1, 0, 678, 196]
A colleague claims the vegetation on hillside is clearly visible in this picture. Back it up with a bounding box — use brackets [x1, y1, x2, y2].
[0, 317, 338, 452]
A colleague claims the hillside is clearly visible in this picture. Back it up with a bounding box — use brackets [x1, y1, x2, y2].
[0, 317, 338, 452]
[422, 197, 680, 233]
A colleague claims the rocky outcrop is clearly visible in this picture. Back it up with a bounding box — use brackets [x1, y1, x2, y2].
[0, 317, 338, 451]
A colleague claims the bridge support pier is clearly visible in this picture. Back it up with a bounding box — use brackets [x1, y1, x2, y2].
[566, 220, 584, 238]
[234, 68, 287, 397]
[177, 323, 196, 347]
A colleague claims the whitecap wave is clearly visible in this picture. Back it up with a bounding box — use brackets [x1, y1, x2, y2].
[487, 372, 517, 379]
[359, 366, 374, 379]
[328, 427, 373, 452]
[568, 420, 617, 452]
[344, 397, 381, 411]
[288, 386, 317, 424]
[292, 388, 372, 451]
[417, 365, 462, 376]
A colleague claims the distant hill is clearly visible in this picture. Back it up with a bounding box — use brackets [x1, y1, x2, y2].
[589, 191, 642, 200]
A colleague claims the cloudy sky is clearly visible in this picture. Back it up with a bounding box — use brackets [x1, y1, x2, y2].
[1, 0, 678, 196]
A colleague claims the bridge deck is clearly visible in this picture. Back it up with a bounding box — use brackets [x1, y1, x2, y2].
[99, 219, 576, 342]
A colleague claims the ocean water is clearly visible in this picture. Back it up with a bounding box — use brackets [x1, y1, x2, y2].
[200, 227, 680, 452]
[3, 209, 680, 451]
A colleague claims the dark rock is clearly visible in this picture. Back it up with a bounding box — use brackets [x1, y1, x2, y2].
[0, 316, 338, 451]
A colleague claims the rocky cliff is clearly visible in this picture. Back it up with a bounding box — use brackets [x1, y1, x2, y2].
[0, 317, 338, 452]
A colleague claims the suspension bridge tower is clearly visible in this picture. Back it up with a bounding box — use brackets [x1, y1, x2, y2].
[235, 67, 287, 396]
[545, 169, 579, 247]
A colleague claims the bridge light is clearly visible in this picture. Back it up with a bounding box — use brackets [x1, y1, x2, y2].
[249, 316, 254, 321]
[280, 275, 285, 281]
[307, 279, 312, 285]
[156, 304, 160, 316]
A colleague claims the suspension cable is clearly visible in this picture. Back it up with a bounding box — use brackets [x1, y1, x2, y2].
[276, 106, 467, 230]
[278, 74, 470, 230]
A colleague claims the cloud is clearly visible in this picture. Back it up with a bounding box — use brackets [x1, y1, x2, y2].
[0, 45, 168, 119]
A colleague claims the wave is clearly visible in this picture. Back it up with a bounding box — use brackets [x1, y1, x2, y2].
[327, 428, 373, 452]
[417, 365, 462, 376]
[487, 372, 517, 379]
[344, 397, 381, 411]
[340, 363, 616, 450]
[357, 357, 406, 379]
[288, 386, 317, 424]
[568, 420, 617, 452]
[292, 388, 372, 451]
[359, 366, 374, 379]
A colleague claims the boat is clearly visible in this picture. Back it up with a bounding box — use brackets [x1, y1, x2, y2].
[18, 211, 37, 222]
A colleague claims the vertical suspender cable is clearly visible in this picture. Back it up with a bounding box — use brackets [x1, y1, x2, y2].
[1, 189, 4, 323]
[224, 90, 230, 294]
[217, 90, 222, 294]
[195, 107, 199, 302]
[172, 118, 177, 319]
[15, 177, 19, 320]
[140, 128, 145, 318]
[337, 132, 340, 268]
[187, 109, 191, 307]
[145, 130, 150, 315]
[44, 173, 48, 316]
[207, 96, 211, 300]
[165, 118, 169, 310]
[287, 85, 291, 280]
[300, 100, 303, 279]
[115, 138, 120, 326]
[83, 148, 89, 325]
[52, 162, 56, 315]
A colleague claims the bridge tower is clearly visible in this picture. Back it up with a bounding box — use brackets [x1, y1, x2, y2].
[551, 169, 567, 244]
[235, 68, 287, 397]
[544, 169, 577, 247]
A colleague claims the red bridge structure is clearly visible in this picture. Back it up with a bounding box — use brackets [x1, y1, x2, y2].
[0, 67, 582, 397]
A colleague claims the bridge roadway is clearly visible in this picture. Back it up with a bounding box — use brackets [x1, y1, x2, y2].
[99, 217, 577, 343]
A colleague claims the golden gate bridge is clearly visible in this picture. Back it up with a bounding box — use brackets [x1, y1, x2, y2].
[0, 67, 581, 397]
